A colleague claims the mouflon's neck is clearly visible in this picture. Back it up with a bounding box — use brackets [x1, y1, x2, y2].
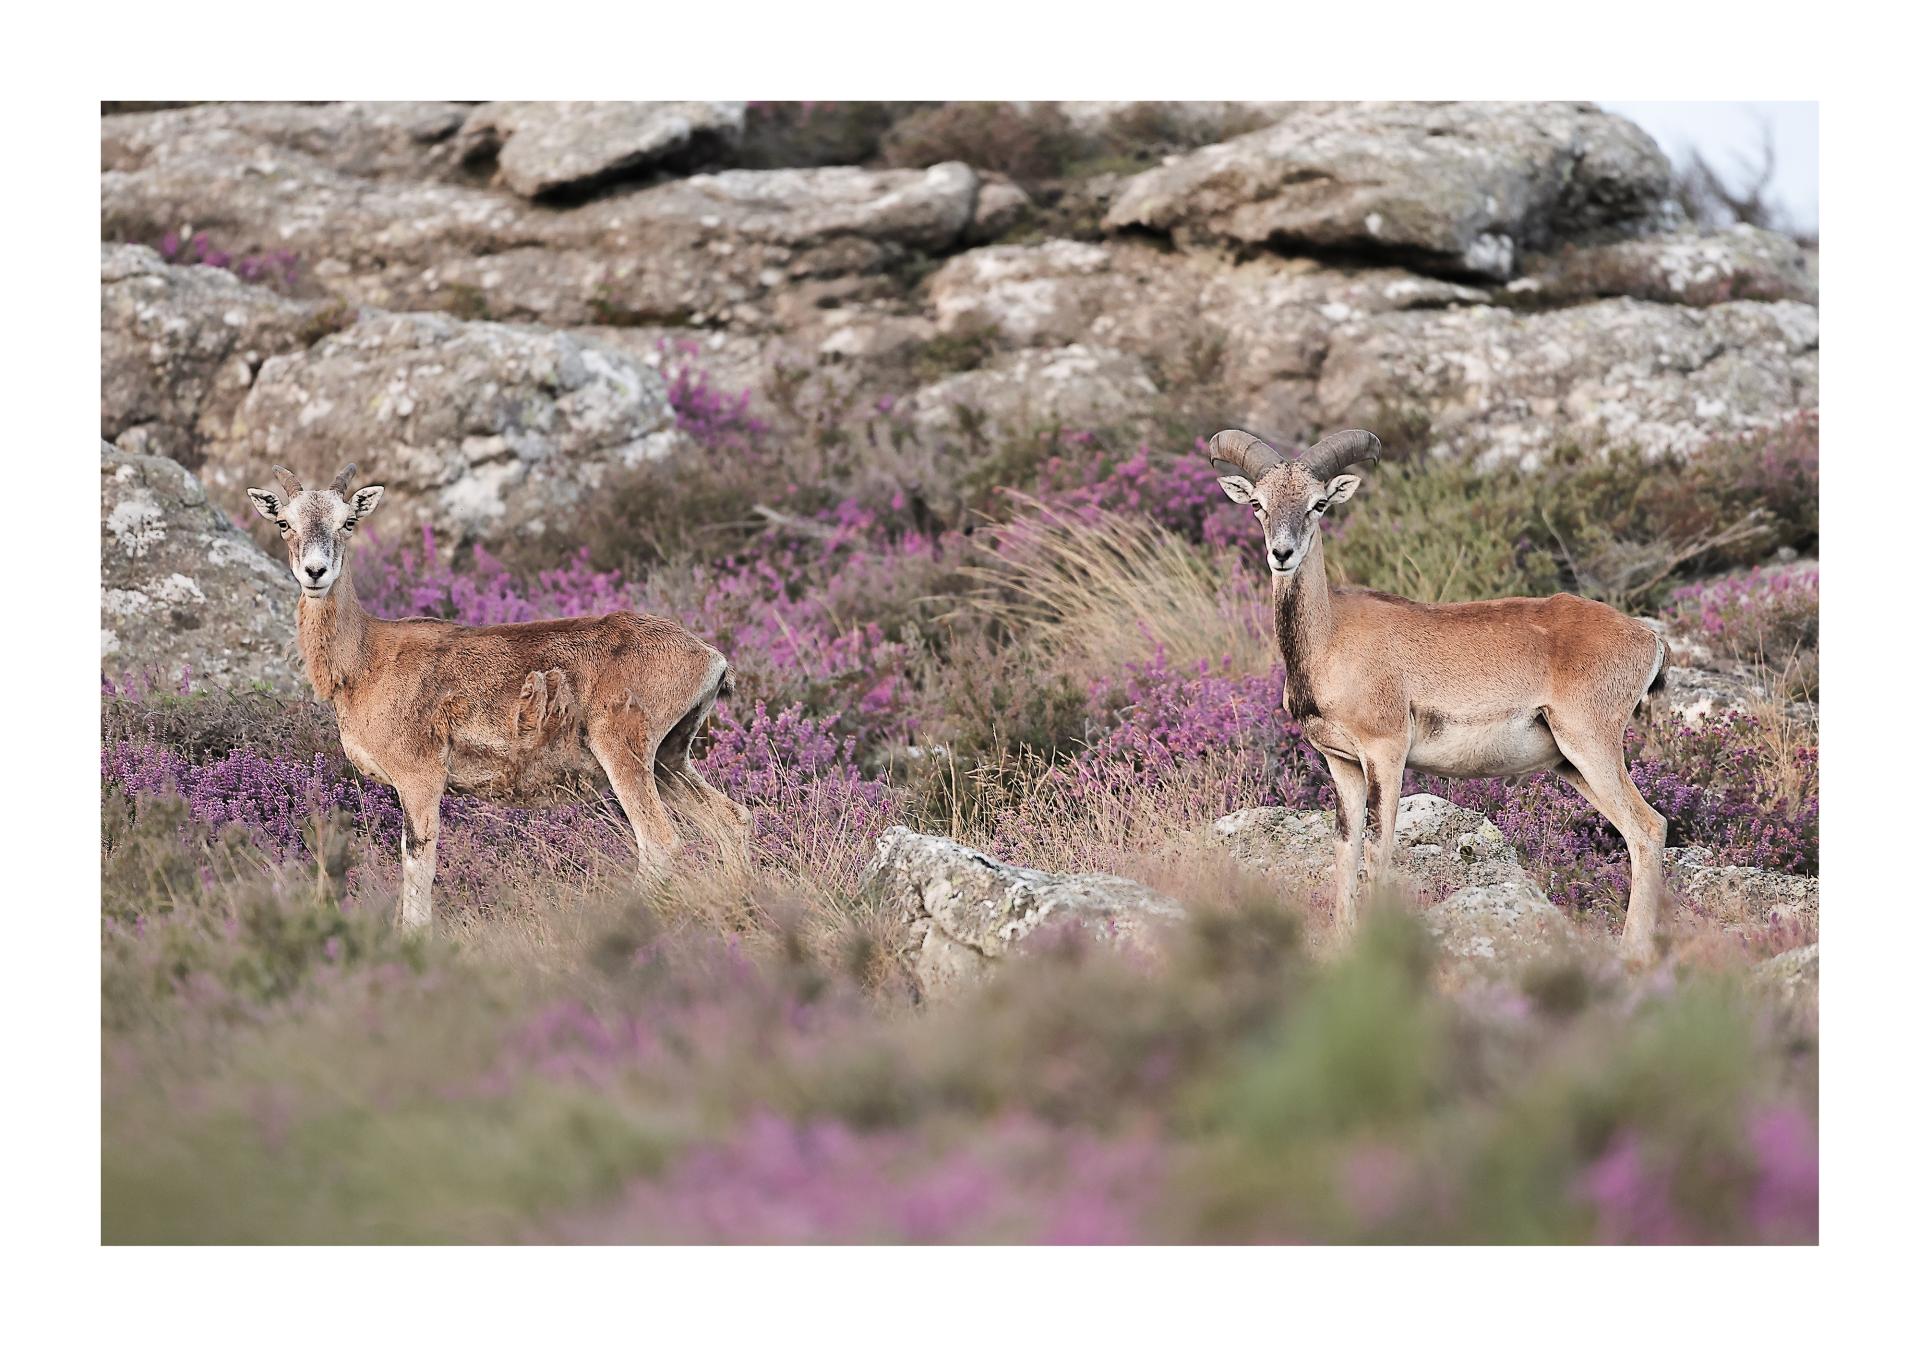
[1273, 533, 1333, 693]
[295, 557, 371, 701]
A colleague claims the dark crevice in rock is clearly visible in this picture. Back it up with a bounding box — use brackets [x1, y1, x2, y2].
[518, 128, 743, 208]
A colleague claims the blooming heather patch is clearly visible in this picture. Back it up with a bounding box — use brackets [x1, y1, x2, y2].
[1576, 1131, 1694, 1243]
[1666, 565, 1818, 672]
[660, 340, 773, 454]
[159, 229, 301, 290]
[100, 737, 633, 904]
[700, 701, 903, 877]
[1030, 440, 1248, 551]
[1745, 1104, 1819, 1242]
[560, 1113, 1164, 1243]
[1079, 658, 1333, 811]
[355, 525, 633, 625]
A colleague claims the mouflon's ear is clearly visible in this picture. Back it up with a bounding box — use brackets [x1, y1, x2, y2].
[1217, 475, 1258, 505]
[1324, 474, 1363, 506]
[246, 488, 283, 521]
[348, 485, 385, 519]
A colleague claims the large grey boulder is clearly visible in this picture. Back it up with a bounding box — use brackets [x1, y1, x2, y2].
[1215, 792, 1529, 901]
[1104, 102, 1672, 280]
[925, 239, 1488, 444]
[100, 101, 475, 183]
[907, 344, 1164, 442]
[1667, 849, 1819, 932]
[1315, 297, 1819, 460]
[456, 101, 746, 198]
[859, 827, 1185, 998]
[101, 444, 296, 693]
[1423, 881, 1580, 979]
[1054, 100, 1299, 146]
[1513, 223, 1816, 308]
[219, 311, 678, 542]
[101, 244, 332, 466]
[103, 118, 983, 328]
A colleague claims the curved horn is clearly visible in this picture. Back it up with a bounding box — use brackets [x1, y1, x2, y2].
[1208, 429, 1287, 483]
[330, 463, 359, 495]
[1299, 429, 1381, 481]
[271, 465, 304, 497]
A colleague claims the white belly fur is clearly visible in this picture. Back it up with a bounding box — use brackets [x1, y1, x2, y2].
[1405, 711, 1564, 779]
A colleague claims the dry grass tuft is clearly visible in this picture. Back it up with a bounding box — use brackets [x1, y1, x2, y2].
[968, 495, 1268, 683]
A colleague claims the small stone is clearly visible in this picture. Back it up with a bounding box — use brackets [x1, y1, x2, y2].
[859, 827, 1184, 999]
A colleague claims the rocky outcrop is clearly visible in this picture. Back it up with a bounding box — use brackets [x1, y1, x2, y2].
[908, 344, 1164, 442]
[1105, 102, 1672, 280]
[860, 827, 1184, 998]
[100, 101, 1818, 468]
[926, 240, 1492, 444]
[924, 233, 1818, 456]
[103, 120, 985, 327]
[101, 244, 335, 466]
[1654, 665, 1778, 723]
[1513, 224, 1815, 308]
[455, 101, 746, 198]
[101, 443, 296, 693]
[1668, 850, 1818, 932]
[1316, 297, 1818, 459]
[1054, 100, 1298, 146]
[1423, 880, 1580, 978]
[99, 101, 476, 183]
[1215, 792, 1530, 900]
[220, 312, 678, 541]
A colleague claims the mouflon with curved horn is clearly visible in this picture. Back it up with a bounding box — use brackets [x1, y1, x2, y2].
[1207, 428, 1290, 482]
[1299, 428, 1382, 481]
[1206, 426, 1672, 964]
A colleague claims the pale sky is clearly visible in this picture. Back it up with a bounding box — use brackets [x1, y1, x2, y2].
[1599, 101, 1818, 234]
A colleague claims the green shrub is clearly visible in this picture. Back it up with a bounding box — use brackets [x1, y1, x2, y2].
[1329, 415, 1819, 612]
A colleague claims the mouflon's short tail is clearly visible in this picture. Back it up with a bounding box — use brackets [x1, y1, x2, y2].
[1637, 635, 1670, 715]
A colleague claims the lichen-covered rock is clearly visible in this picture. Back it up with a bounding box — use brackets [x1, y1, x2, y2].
[100, 244, 334, 466]
[926, 239, 1484, 442]
[908, 344, 1163, 441]
[1514, 224, 1816, 308]
[104, 124, 983, 328]
[1316, 297, 1819, 459]
[963, 175, 1033, 245]
[100, 100, 476, 183]
[1055, 100, 1299, 145]
[1215, 792, 1528, 900]
[219, 312, 678, 542]
[456, 101, 746, 198]
[1423, 880, 1579, 975]
[859, 827, 1184, 998]
[1668, 851, 1819, 931]
[1105, 102, 1671, 280]
[101, 443, 296, 692]
[1654, 664, 1773, 722]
